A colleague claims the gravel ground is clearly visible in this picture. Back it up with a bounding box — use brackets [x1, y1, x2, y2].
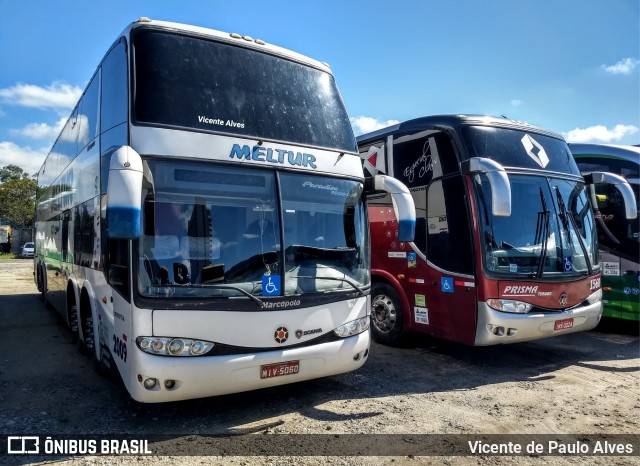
[0, 259, 638, 465]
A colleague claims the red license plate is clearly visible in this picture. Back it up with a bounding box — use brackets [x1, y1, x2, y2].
[260, 360, 300, 379]
[554, 318, 574, 331]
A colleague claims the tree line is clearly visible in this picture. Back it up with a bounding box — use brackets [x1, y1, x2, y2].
[0, 164, 37, 228]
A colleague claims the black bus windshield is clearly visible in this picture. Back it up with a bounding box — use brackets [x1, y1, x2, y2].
[132, 29, 356, 152]
[463, 125, 580, 175]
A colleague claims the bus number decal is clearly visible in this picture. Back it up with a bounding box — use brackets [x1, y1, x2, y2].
[113, 335, 127, 363]
[589, 278, 601, 291]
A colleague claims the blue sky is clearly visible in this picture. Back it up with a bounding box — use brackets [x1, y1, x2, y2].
[0, 0, 638, 175]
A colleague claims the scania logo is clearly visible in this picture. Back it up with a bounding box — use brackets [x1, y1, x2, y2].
[295, 328, 323, 339]
[559, 293, 568, 307]
[274, 326, 289, 343]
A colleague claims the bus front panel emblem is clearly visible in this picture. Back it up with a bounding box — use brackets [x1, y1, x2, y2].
[274, 326, 288, 343]
[521, 134, 549, 168]
[559, 293, 568, 307]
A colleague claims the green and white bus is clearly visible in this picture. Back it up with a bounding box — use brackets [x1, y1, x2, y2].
[571, 143, 640, 321]
[34, 18, 415, 402]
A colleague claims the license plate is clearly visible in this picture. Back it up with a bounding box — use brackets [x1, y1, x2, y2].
[260, 360, 300, 379]
[554, 318, 574, 331]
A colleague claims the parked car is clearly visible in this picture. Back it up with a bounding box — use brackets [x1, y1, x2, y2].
[21, 242, 34, 258]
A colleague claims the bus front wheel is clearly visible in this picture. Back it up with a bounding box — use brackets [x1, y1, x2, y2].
[370, 282, 404, 346]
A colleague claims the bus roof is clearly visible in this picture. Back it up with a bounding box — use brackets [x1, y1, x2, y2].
[356, 114, 563, 144]
[118, 18, 333, 74]
[569, 143, 640, 164]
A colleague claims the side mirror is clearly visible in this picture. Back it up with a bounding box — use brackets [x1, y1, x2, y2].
[461, 157, 511, 217]
[583, 172, 637, 220]
[107, 146, 143, 238]
[365, 175, 415, 242]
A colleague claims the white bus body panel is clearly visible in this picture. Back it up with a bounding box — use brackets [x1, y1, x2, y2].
[129, 331, 369, 402]
[100, 293, 369, 402]
[152, 297, 368, 346]
[130, 126, 363, 179]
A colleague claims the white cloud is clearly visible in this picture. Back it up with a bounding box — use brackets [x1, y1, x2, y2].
[510, 99, 523, 107]
[351, 116, 400, 136]
[601, 58, 640, 75]
[0, 141, 48, 176]
[563, 124, 639, 143]
[11, 118, 66, 141]
[0, 82, 82, 110]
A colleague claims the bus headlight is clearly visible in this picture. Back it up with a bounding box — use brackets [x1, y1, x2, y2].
[586, 289, 602, 304]
[136, 337, 215, 356]
[486, 298, 533, 314]
[334, 316, 370, 338]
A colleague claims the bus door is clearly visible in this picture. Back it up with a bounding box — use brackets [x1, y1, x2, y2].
[419, 176, 478, 344]
[593, 181, 639, 319]
[389, 130, 478, 344]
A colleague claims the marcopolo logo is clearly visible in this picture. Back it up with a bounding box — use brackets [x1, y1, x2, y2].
[260, 299, 301, 310]
[521, 134, 549, 168]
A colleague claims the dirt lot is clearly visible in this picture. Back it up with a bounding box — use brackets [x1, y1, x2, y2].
[0, 259, 638, 465]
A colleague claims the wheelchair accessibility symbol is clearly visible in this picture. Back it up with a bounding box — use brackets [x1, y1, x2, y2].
[262, 275, 281, 296]
[441, 277, 454, 293]
[563, 257, 573, 272]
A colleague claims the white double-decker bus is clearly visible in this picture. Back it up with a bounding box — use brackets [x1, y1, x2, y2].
[34, 18, 415, 402]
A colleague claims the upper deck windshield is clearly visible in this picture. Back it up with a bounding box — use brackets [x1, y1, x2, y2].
[465, 126, 599, 278]
[137, 160, 369, 301]
[132, 28, 356, 152]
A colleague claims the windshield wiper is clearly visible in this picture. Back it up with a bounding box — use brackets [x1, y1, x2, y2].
[169, 283, 264, 307]
[289, 275, 366, 297]
[554, 187, 592, 275]
[534, 187, 550, 279]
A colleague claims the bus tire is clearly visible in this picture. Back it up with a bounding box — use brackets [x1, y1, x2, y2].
[69, 304, 79, 344]
[39, 266, 48, 307]
[36, 264, 44, 292]
[370, 282, 404, 346]
[93, 339, 110, 378]
[77, 292, 94, 355]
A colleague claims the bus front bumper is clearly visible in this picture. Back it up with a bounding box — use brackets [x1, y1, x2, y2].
[474, 300, 602, 346]
[126, 331, 370, 403]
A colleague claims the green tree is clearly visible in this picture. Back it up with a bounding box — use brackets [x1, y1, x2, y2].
[0, 170, 36, 228]
[0, 164, 30, 183]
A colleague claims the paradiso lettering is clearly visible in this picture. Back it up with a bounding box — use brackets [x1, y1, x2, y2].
[230, 144, 317, 169]
[303, 181, 357, 198]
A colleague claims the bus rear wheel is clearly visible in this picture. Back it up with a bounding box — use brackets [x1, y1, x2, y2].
[370, 282, 404, 346]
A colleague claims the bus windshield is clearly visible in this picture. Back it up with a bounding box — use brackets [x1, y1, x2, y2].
[132, 29, 355, 152]
[137, 160, 369, 300]
[474, 174, 599, 277]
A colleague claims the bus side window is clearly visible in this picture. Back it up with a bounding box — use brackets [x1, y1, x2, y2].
[108, 239, 130, 300]
[426, 177, 474, 275]
[100, 40, 128, 195]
